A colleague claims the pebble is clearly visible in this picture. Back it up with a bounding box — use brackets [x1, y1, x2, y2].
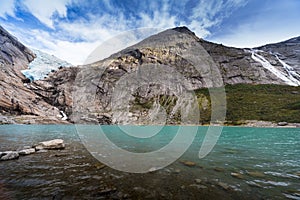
[95, 163, 106, 170]
[180, 161, 196, 167]
[217, 182, 231, 191]
[174, 169, 181, 173]
[231, 172, 244, 179]
[189, 184, 207, 189]
[148, 167, 160, 172]
[246, 181, 263, 188]
[195, 179, 202, 184]
[214, 167, 225, 172]
[247, 171, 265, 178]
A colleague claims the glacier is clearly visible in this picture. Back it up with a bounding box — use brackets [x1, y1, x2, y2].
[21, 49, 72, 81]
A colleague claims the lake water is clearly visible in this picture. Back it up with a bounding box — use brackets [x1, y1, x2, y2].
[0, 125, 299, 199]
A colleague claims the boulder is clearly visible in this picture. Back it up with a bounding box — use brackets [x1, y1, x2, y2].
[19, 148, 36, 155]
[0, 151, 19, 161]
[278, 122, 288, 126]
[34, 139, 65, 150]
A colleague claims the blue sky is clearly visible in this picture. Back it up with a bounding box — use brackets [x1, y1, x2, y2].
[0, 0, 300, 64]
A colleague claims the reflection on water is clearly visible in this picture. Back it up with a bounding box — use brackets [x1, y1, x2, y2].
[0, 125, 299, 199]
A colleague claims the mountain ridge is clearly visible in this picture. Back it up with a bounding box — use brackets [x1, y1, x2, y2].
[0, 26, 300, 125]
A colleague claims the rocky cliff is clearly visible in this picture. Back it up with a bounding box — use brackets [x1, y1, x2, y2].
[1, 26, 299, 124]
[0, 26, 68, 124]
[36, 27, 300, 124]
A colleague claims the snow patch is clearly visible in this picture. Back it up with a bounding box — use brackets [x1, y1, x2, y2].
[60, 111, 68, 121]
[275, 55, 300, 85]
[251, 50, 300, 86]
[21, 49, 72, 81]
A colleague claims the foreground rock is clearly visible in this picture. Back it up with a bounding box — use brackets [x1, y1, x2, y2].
[0, 139, 65, 161]
[34, 139, 65, 150]
[0, 151, 19, 161]
[19, 148, 36, 155]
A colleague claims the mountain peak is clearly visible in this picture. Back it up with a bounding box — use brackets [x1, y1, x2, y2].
[171, 26, 196, 36]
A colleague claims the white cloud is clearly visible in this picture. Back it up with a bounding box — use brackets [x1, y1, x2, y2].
[1, 0, 250, 64]
[210, 22, 300, 48]
[210, 1, 300, 48]
[22, 0, 71, 28]
[0, 0, 16, 19]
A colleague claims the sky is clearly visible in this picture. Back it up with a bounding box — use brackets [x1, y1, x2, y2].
[0, 0, 300, 65]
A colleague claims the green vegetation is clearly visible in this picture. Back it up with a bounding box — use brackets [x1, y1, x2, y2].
[196, 84, 300, 124]
[131, 84, 300, 124]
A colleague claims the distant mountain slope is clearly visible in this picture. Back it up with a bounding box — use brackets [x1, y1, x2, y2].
[22, 49, 72, 81]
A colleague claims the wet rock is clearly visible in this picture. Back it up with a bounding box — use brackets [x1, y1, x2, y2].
[285, 189, 300, 197]
[246, 181, 263, 188]
[195, 179, 202, 184]
[0, 151, 19, 161]
[34, 139, 65, 150]
[35, 149, 48, 153]
[247, 171, 265, 178]
[94, 163, 106, 170]
[148, 167, 161, 172]
[19, 148, 36, 155]
[214, 167, 225, 172]
[189, 184, 207, 189]
[217, 182, 231, 191]
[295, 172, 300, 177]
[180, 161, 196, 167]
[231, 172, 244, 179]
[23, 146, 31, 149]
[96, 187, 117, 195]
[174, 169, 181, 173]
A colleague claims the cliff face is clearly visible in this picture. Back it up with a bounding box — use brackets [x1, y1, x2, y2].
[1, 26, 300, 124]
[40, 27, 299, 124]
[0, 26, 66, 123]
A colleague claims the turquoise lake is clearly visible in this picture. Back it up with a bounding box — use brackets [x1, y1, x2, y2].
[0, 125, 299, 199]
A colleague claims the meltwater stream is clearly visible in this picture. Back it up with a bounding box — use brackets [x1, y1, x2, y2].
[0, 125, 299, 199]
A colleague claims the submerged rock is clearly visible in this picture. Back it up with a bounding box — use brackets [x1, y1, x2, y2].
[189, 184, 207, 189]
[19, 148, 36, 155]
[180, 161, 196, 167]
[217, 182, 231, 191]
[231, 172, 244, 179]
[214, 167, 225, 172]
[246, 181, 263, 188]
[0, 151, 19, 161]
[195, 179, 202, 184]
[247, 171, 265, 178]
[34, 139, 65, 150]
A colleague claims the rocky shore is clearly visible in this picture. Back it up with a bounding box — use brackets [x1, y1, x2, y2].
[0, 139, 65, 161]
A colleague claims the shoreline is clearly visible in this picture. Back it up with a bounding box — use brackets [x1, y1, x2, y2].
[1, 115, 299, 128]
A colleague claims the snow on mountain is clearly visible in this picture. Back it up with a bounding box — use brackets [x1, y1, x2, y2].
[250, 50, 300, 86]
[21, 49, 72, 81]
